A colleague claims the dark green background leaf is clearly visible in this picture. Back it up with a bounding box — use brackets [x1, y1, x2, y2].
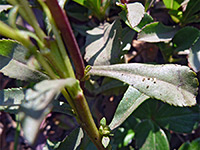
[172, 26, 200, 52]
[188, 36, 200, 72]
[134, 120, 169, 150]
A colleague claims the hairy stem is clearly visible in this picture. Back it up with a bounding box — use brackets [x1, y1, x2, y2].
[44, 0, 85, 80]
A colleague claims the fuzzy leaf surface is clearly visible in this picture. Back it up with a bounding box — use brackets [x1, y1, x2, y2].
[126, 2, 145, 28]
[137, 22, 177, 42]
[89, 63, 198, 106]
[0, 39, 49, 81]
[109, 86, 149, 130]
[19, 79, 76, 144]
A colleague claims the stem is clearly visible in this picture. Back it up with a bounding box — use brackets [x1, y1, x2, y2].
[14, 114, 20, 150]
[15, 0, 46, 41]
[44, 0, 85, 80]
[74, 93, 105, 150]
[37, 0, 75, 79]
[65, 80, 106, 150]
[0, 21, 58, 79]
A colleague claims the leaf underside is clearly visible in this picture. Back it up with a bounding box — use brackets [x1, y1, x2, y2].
[89, 63, 198, 107]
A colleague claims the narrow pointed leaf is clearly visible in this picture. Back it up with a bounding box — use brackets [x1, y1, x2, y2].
[19, 79, 75, 144]
[138, 22, 177, 42]
[109, 86, 149, 130]
[0, 39, 49, 81]
[89, 63, 198, 106]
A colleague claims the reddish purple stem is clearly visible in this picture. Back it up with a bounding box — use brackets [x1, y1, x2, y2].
[45, 0, 85, 80]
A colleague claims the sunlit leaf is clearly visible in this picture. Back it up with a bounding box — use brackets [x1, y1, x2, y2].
[84, 20, 133, 65]
[19, 79, 74, 144]
[0, 4, 12, 12]
[179, 138, 200, 150]
[0, 88, 25, 113]
[0, 39, 49, 81]
[109, 86, 149, 130]
[89, 63, 198, 106]
[138, 22, 177, 42]
[163, 0, 184, 10]
[126, 2, 145, 28]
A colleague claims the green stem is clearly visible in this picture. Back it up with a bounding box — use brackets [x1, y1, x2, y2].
[65, 80, 105, 150]
[14, 114, 20, 150]
[0, 21, 58, 79]
[8, 0, 46, 41]
[37, 0, 75, 79]
[74, 93, 105, 150]
[44, 0, 85, 80]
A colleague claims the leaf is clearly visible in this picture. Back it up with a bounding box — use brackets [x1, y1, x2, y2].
[163, 0, 184, 10]
[0, 4, 12, 12]
[89, 63, 198, 106]
[19, 79, 74, 144]
[154, 104, 200, 133]
[58, 0, 68, 8]
[102, 136, 110, 148]
[133, 99, 200, 133]
[0, 88, 25, 113]
[119, 8, 153, 32]
[172, 26, 200, 52]
[56, 127, 84, 150]
[126, 2, 145, 28]
[182, 0, 200, 24]
[188, 36, 200, 72]
[137, 22, 177, 42]
[109, 86, 149, 130]
[0, 39, 49, 82]
[94, 77, 127, 96]
[134, 13, 154, 32]
[134, 120, 170, 150]
[179, 138, 200, 150]
[123, 129, 135, 146]
[84, 20, 124, 65]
